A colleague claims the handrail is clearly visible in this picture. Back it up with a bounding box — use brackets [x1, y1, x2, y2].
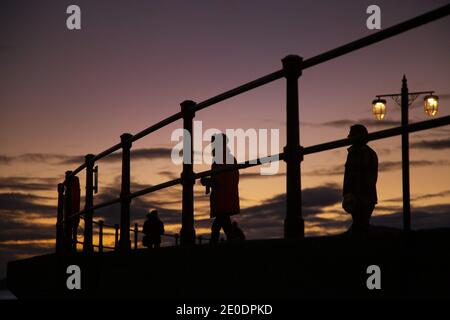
[80, 213, 210, 241]
[66, 197, 121, 222]
[131, 112, 183, 142]
[301, 4, 450, 70]
[194, 70, 285, 112]
[60, 115, 450, 226]
[66, 4, 450, 180]
[129, 178, 182, 199]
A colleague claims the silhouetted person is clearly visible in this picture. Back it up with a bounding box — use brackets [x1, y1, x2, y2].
[343, 124, 378, 236]
[142, 210, 165, 248]
[230, 221, 245, 241]
[201, 133, 240, 244]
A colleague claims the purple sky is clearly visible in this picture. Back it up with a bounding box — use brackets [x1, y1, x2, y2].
[1, 0, 449, 279]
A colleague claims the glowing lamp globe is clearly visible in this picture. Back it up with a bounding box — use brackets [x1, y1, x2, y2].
[372, 98, 387, 120]
[424, 94, 439, 117]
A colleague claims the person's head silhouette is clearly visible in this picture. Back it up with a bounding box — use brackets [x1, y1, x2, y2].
[348, 124, 368, 145]
[146, 209, 158, 219]
[211, 133, 232, 164]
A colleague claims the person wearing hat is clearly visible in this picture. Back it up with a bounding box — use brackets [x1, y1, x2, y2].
[342, 124, 378, 235]
[142, 209, 165, 248]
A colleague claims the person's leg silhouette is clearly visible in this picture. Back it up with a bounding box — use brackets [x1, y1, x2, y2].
[222, 215, 233, 240]
[211, 216, 221, 244]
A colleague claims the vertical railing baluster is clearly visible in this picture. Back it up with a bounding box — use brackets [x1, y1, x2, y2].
[63, 171, 74, 253]
[282, 55, 304, 239]
[180, 100, 196, 245]
[83, 154, 95, 253]
[98, 220, 104, 253]
[401, 76, 411, 232]
[114, 224, 119, 250]
[134, 223, 138, 250]
[56, 183, 65, 253]
[119, 133, 132, 251]
[175, 233, 179, 246]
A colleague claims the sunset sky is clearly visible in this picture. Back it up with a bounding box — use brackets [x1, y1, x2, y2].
[1, 0, 449, 278]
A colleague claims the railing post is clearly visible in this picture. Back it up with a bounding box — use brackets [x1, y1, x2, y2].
[56, 183, 65, 253]
[198, 235, 202, 245]
[63, 171, 74, 252]
[98, 220, 104, 253]
[83, 154, 95, 253]
[401, 75, 411, 232]
[175, 233, 179, 246]
[119, 133, 133, 251]
[114, 223, 119, 250]
[282, 55, 304, 240]
[134, 223, 138, 250]
[180, 100, 196, 245]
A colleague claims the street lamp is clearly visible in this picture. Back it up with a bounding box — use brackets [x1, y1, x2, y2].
[372, 79, 439, 121]
[424, 94, 439, 116]
[371, 75, 439, 232]
[372, 98, 387, 120]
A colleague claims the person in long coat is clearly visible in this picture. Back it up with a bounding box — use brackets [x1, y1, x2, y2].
[201, 133, 240, 243]
[342, 124, 378, 235]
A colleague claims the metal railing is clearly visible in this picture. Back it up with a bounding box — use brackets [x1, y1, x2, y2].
[55, 4, 450, 254]
[73, 217, 211, 252]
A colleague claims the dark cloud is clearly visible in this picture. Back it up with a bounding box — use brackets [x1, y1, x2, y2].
[0, 153, 83, 166]
[0, 217, 54, 242]
[378, 160, 450, 171]
[0, 192, 58, 278]
[0, 156, 10, 165]
[0, 148, 174, 167]
[412, 190, 450, 202]
[383, 190, 450, 204]
[319, 118, 400, 129]
[0, 176, 58, 192]
[107, 148, 173, 163]
[0, 193, 54, 215]
[411, 138, 450, 150]
[60, 148, 174, 165]
[304, 159, 450, 177]
[21, 153, 80, 164]
[372, 203, 450, 230]
[413, 127, 450, 140]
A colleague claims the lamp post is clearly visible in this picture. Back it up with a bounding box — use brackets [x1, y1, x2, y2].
[372, 75, 439, 231]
